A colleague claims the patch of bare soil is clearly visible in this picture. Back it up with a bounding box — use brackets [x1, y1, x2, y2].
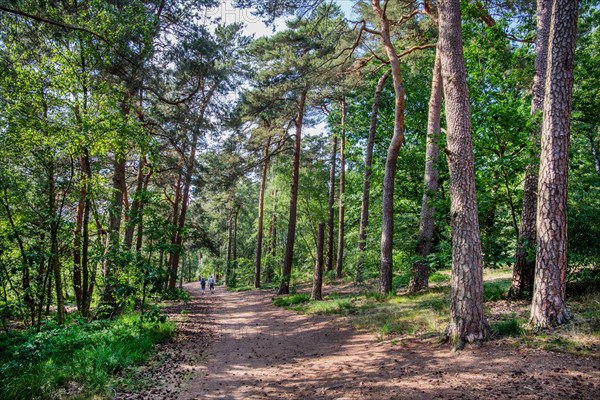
[116, 283, 600, 399]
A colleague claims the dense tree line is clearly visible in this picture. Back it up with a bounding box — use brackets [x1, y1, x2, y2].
[1, 0, 599, 349]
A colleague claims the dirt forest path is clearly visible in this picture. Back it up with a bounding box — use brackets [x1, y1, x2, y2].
[117, 283, 600, 400]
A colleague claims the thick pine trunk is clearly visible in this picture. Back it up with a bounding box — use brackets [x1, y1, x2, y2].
[279, 86, 308, 295]
[255, 136, 272, 288]
[509, 0, 552, 300]
[439, 0, 488, 346]
[311, 223, 325, 300]
[409, 48, 442, 294]
[530, 0, 578, 328]
[372, 0, 405, 293]
[356, 71, 389, 282]
[326, 134, 337, 272]
[336, 98, 346, 279]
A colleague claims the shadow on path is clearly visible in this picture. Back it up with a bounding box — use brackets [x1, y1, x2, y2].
[117, 283, 600, 399]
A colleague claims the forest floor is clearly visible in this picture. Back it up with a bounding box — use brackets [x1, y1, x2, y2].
[115, 281, 600, 400]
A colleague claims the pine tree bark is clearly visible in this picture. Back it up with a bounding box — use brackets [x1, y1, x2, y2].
[326, 133, 337, 272]
[279, 86, 309, 295]
[356, 71, 389, 283]
[336, 98, 346, 279]
[438, 0, 488, 346]
[530, 0, 578, 328]
[312, 222, 325, 300]
[255, 136, 272, 288]
[509, 0, 552, 300]
[409, 48, 442, 294]
[372, 0, 405, 293]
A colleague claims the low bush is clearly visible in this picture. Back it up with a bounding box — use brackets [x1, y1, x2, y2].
[162, 288, 191, 302]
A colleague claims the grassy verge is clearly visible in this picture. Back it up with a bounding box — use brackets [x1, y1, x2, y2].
[273, 267, 600, 356]
[0, 313, 175, 399]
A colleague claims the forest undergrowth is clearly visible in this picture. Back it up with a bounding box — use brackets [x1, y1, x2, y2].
[0, 313, 175, 399]
[273, 267, 600, 357]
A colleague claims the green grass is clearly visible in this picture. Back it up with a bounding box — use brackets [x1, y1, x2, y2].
[0, 313, 175, 399]
[491, 317, 524, 337]
[272, 293, 310, 308]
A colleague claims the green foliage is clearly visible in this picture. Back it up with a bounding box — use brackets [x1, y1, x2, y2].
[161, 288, 191, 303]
[483, 282, 509, 302]
[0, 314, 174, 399]
[272, 293, 310, 307]
[492, 317, 524, 337]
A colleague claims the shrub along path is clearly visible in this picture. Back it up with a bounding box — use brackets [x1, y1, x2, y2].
[119, 283, 600, 399]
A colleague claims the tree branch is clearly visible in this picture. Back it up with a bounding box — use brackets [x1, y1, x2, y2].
[0, 5, 138, 66]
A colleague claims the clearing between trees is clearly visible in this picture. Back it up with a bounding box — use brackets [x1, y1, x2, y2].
[116, 281, 600, 400]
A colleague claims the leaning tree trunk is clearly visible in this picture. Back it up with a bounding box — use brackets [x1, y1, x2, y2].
[509, 0, 552, 300]
[255, 136, 272, 288]
[336, 98, 346, 279]
[438, 0, 489, 346]
[279, 86, 309, 295]
[356, 71, 389, 283]
[311, 223, 325, 301]
[409, 48, 443, 294]
[530, 0, 578, 329]
[326, 133, 337, 272]
[372, 0, 405, 293]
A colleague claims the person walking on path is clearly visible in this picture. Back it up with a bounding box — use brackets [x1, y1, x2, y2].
[208, 276, 215, 294]
[200, 277, 206, 294]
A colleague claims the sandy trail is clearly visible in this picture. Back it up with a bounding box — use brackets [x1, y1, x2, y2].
[117, 283, 600, 399]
